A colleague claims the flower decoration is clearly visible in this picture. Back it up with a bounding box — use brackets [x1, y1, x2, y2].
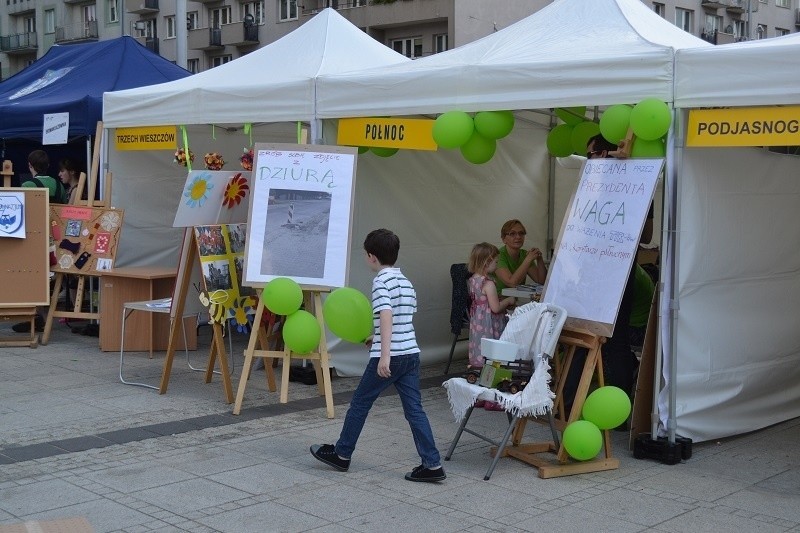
[174, 148, 194, 167]
[228, 296, 256, 333]
[240, 147, 254, 171]
[223, 173, 249, 209]
[183, 172, 214, 208]
[204, 152, 225, 170]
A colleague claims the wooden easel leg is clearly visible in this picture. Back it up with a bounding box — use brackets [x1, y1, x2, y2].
[280, 347, 292, 404]
[312, 292, 334, 419]
[41, 273, 64, 345]
[233, 300, 265, 415]
[204, 324, 220, 383]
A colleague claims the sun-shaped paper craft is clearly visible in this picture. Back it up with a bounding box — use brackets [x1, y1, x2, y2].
[184, 172, 214, 208]
[223, 173, 249, 209]
[228, 296, 256, 333]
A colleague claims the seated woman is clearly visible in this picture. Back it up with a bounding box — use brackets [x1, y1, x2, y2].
[493, 219, 547, 292]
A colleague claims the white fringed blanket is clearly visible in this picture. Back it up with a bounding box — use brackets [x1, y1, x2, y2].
[442, 357, 554, 422]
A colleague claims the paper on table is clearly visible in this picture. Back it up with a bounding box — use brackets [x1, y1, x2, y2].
[145, 298, 172, 309]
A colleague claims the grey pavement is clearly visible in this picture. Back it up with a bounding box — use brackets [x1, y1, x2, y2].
[2, 319, 800, 532]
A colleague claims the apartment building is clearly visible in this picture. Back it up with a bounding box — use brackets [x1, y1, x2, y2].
[1, 0, 797, 80]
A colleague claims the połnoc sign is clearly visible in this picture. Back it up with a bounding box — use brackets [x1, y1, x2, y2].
[687, 106, 800, 147]
[337, 117, 437, 151]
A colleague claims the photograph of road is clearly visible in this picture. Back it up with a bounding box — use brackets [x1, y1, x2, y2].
[260, 188, 331, 278]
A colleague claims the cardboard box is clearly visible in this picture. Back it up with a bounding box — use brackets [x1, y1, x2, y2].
[0, 517, 93, 533]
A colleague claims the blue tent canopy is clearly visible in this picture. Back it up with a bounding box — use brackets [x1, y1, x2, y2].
[0, 36, 190, 140]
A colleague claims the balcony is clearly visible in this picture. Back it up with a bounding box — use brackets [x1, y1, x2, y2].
[137, 37, 159, 54]
[125, 0, 159, 14]
[0, 32, 37, 54]
[701, 0, 725, 9]
[55, 21, 99, 43]
[188, 27, 224, 51]
[6, 0, 35, 15]
[223, 21, 260, 47]
[724, 0, 746, 13]
[302, 0, 368, 15]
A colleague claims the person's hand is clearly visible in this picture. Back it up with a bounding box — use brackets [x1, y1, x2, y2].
[364, 335, 373, 349]
[529, 247, 543, 261]
[377, 356, 391, 378]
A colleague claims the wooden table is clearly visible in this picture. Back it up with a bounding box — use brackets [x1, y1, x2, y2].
[99, 266, 197, 353]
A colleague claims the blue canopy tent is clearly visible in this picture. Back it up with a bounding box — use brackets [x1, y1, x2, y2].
[0, 36, 190, 185]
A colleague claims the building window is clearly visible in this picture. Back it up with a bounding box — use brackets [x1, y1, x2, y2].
[433, 33, 447, 53]
[166, 16, 176, 38]
[108, 0, 119, 23]
[210, 6, 232, 27]
[391, 37, 422, 59]
[44, 9, 55, 34]
[734, 19, 746, 39]
[135, 19, 156, 38]
[704, 14, 722, 33]
[187, 12, 199, 30]
[279, 0, 298, 22]
[653, 2, 665, 18]
[242, 1, 265, 24]
[776, 27, 790, 36]
[187, 58, 199, 73]
[776, 0, 789, 7]
[24, 15, 35, 33]
[675, 8, 693, 33]
[211, 55, 232, 68]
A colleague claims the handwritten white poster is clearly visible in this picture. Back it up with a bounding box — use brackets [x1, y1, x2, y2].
[0, 192, 26, 238]
[42, 113, 69, 145]
[173, 170, 250, 227]
[243, 143, 358, 288]
[543, 158, 663, 336]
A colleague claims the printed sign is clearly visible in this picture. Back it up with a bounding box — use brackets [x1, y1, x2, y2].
[687, 106, 800, 147]
[337, 117, 437, 151]
[114, 126, 178, 151]
[43, 112, 69, 145]
[543, 158, 663, 336]
[243, 143, 357, 288]
[0, 192, 25, 238]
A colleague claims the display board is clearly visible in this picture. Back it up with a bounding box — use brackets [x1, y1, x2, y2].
[50, 204, 124, 275]
[194, 223, 256, 330]
[543, 158, 662, 337]
[0, 188, 49, 306]
[243, 143, 357, 288]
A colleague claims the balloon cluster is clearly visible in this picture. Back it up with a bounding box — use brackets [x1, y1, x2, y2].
[322, 287, 373, 343]
[432, 110, 515, 165]
[562, 386, 632, 461]
[261, 277, 320, 354]
[546, 99, 671, 158]
[358, 146, 399, 158]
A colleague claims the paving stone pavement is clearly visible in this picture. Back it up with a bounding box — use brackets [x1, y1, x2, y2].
[2, 320, 800, 532]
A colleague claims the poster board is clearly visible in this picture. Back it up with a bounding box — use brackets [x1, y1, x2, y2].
[243, 143, 358, 288]
[174, 170, 250, 227]
[542, 158, 662, 337]
[194, 223, 256, 329]
[49, 204, 124, 275]
[0, 188, 49, 306]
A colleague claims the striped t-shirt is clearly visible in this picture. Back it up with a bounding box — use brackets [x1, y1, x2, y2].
[369, 267, 419, 357]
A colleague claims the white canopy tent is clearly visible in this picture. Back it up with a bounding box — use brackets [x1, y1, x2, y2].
[316, 0, 708, 117]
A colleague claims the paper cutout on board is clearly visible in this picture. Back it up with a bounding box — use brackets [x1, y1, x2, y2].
[0, 192, 25, 238]
[173, 171, 250, 228]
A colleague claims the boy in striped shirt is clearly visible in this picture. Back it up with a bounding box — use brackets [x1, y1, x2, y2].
[311, 229, 445, 482]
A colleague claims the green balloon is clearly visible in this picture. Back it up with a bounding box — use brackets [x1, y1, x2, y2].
[282, 310, 321, 354]
[370, 147, 399, 157]
[630, 98, 671, 141]
[570, 121, 601, 155]
[599, 104, 633, 144]
[432, 111, 474, 149]
[631, 137, 666, 158]
[357, 146, 369, 154]
[562, 420, 603, 461]
[473, 111, 515, 140]
[582, 386, 632, 430]
[460, 131, 496, 164]
[555, 106, 587, 126]
[323, 287, 373, 343]
[546, 124, 574, 157]
[261, 277, 303, 316]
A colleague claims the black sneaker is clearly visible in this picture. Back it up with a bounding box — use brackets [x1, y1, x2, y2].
[310, 444, 350, 472]
[405, 465, 446, 482]
[12, 314, 44, 333]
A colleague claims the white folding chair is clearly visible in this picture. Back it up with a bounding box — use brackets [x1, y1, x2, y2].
[443, 301, 568, 480]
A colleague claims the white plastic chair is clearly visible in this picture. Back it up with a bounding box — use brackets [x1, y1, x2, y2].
[443, 301, 568, 480]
